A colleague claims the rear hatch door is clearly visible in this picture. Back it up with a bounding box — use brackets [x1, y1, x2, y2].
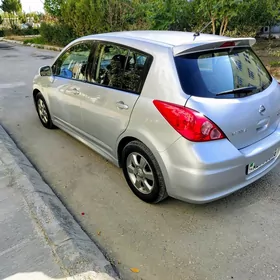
[174, 45, 280, 149]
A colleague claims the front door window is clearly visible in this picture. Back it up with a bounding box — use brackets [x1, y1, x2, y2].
[52, 42, 92, 81]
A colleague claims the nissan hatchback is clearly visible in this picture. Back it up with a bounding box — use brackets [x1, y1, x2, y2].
[33, 31, 280, 203]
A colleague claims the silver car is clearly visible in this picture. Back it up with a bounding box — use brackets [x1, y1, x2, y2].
[33, 31, 280, 203]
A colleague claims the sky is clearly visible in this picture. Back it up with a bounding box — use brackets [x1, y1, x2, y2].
[21, 0, 44, 13]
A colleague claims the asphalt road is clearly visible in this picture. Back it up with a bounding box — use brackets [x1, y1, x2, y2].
[1, 41, 280, 280]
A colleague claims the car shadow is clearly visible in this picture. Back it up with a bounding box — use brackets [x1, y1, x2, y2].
[0, 44, 14, 50]
[31, 53, 55, 60]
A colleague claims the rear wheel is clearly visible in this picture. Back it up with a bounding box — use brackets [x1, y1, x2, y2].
[35, 92, 54, 129]
[122, 140, 168, 203]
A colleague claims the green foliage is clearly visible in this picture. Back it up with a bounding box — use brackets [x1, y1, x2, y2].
[228, 0, 277, 36]
[38, 0, 280, 46]
[61, 0, 140, 35]
[3, 27, 40, 36]
[0, 14, 3, 25]
[134, 0, 193, 30]
[1, 0, 22, 13]
[40, 22, 75, 46]
[18, 12, 26, 24]
[23, 36, 46, 45]
[1, 0, 22, 29]
[270, 61, 280, 67]
[197, 0, 245, 35]
[44, 0, 63, 18]
[61, 0, 105, 36]
[19, 12, 42, 24]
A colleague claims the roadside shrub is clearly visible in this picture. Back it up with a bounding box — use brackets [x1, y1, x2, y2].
[21, 27, 40, 36]
[3, 27, 40, 37]
[40, 22, 75, 47]
[0, 30, 4, 37]
[23, 36, 46, 45]
[270, 61, 280, 68]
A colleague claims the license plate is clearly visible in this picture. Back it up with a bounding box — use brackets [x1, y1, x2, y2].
[247, 147, 280, 175]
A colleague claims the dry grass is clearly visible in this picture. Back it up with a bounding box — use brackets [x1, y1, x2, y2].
[5, 35, 39, 41]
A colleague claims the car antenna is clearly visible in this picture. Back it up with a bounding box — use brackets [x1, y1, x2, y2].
[193, 21, 212, 40]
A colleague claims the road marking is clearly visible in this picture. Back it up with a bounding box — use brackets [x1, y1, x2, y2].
[0, 82, 26, 89]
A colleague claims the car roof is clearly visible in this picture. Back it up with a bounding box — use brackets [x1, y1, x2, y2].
[78, 31, 255, 56]
[82, 31, 228, 47]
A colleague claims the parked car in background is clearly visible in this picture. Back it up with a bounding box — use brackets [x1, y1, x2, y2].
[33, 31, 280, 204]
[21, 23, 29, 29]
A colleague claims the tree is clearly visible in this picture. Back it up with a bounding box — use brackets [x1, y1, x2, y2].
[18, 11, 26, 24]
[129, 0, 197, 31]
[227, 0, 280, 37]
[1, 0, 21, 13]
[197, 0, 245, 35]
[1, 0, 22, 29]
[61, 0, 104, 36]
[44, 0, 63, 18]
[265, 0, 280, 38]
[61, 0, 137, 36]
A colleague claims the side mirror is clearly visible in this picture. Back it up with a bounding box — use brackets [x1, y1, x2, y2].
[39, 66, 52, 77]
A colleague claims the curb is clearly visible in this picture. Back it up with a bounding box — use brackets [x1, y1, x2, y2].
[0, 124, 118, 280]
[1, 38, 63, 51]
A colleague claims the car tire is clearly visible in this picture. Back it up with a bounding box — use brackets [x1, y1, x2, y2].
[122, 140, 168, 203]
[35, 92, 54, 129]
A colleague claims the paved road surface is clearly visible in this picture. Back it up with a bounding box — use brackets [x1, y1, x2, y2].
[1, 41, 280, 280]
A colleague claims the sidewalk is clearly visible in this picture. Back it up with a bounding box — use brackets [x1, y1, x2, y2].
[0, 125, 118, 280]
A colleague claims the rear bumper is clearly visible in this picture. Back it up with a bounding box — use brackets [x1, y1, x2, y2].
[158, 125, 280, 203]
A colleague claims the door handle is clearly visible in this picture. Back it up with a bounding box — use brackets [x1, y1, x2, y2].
[116, 101, 129, 110]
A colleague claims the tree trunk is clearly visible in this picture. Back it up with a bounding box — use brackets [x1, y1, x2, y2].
[211, 17, 216, 34]
[269, 24, 272, 39]
[222, 17, 228, 36]
[220, 18, 225, 35]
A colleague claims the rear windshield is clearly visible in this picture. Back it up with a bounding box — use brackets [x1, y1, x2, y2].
[174, 47, 272, 98]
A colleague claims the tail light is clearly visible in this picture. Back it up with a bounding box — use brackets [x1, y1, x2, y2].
[153, 100, 225, 142]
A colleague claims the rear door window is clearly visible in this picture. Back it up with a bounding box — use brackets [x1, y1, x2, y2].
[90, 43, 151, 94]
[122, 52, 148, 92]
[95, 44, 128, 88]
[174, 48, 272, 98]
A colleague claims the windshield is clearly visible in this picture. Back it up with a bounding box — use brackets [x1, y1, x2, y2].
[174, 47, 272, 98]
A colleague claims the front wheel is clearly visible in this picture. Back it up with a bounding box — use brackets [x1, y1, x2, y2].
[122, 140, 168, 203]
[35, 92, 54, 129]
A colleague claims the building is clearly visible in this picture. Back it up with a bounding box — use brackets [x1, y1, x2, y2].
[258, 25, 280, 39]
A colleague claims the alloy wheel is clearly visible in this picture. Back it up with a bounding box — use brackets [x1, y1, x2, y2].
[126, 152, 155, 194]
[37, 99, 48, 124]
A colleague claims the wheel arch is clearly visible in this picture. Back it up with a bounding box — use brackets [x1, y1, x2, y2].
[116, 131, 171, 193]
[33, 88, 40, 105]
[117, 136, 138, 167]
[33, 87, 51, 110]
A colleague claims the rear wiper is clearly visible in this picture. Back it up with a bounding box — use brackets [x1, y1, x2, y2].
[216, 86, 257, 96]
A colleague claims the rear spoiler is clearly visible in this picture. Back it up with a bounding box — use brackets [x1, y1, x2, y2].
[173, 37, 256, 56]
